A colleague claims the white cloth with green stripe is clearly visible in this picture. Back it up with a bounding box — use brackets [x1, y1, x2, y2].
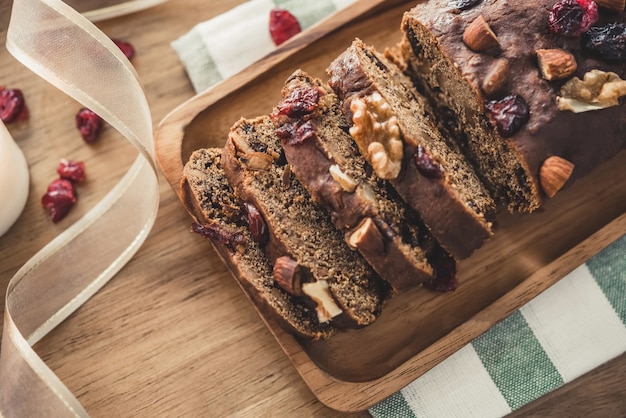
[171, 2, 626, 416]
[172, 0, 356, 93]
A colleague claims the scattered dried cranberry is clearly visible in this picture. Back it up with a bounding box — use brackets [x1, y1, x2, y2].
[76, 108, 103, 143]
[41, 179, 77, 223]
[0, 88, 28, 123]
[269, 9, 301, 46]
[548, 0, 598, 37]
[424, 248, 458, 292]
[244, 202, 269, 244]
[583, 23, 626, 62]
[275, 120, 317, 145]
[57, 159, 86, 183]
[112, 39, 135, 60]
[274, 86, 321, 118]
[485, 94, 530, 137]
[451, 0, 482, 11]
[414, 145, 444, 179]
[191, 222, 245, 250]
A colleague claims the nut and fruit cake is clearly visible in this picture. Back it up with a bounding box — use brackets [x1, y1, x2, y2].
[328, 38, 496, 259]
[222, 115, 386, 328]
[271, 69, 464, 293]
[400, 0, 626, 212]
[181, 148, 335, 340]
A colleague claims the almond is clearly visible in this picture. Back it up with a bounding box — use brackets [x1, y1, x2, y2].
[539, 156, 575, 198]
[346, 217, 385, 254]
[463, 15, 500, 52]
[273, 256, 305, 296]
[596, 0, 625, 11]
[329, 164, 358, 192]
[536, 49, 577, 81]
[301, 280, 343, 323]
[482, 58, 509, 96]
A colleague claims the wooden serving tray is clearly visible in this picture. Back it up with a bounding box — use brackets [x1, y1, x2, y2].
[155, 0, 626, 411]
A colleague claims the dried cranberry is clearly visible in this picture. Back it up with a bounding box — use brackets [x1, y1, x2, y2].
[548, 0, 598, 37]
[244, 202, 269, 244]
[269, 9, 301, 46]
[415, 145, 444, 179]
[57, 159, 86, 183]
[191, 222, 245, 250]
[41, 179, 77, 223]
[451, 0, 482, 11]
[112, 39, 135, 60]
[583, 23, 626, 62]
[275, 120, 317, 146]
[274, 86, 321, 118]
[424, 248, 458, 292]
[0, 88, 28, 123]
[76, 108, 103, 143]
[485, 94, 530, 137]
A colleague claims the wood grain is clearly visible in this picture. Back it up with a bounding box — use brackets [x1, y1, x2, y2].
[0, 0, 624, 416]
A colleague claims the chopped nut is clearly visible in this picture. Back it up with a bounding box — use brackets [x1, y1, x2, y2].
[539, 156, 575, 198]
[244, 152, 274, 171]
[230, 131, 255, 155]
[346, 217, 385, 254]
[481, 58, 509, 96]
[557, 70, 626, 113]
[301, 280, 343, 323]
[536, 49, 577, 81]
[273, 256, 305, 296]
[357, 183, 377, 207]
[596, 0, 625, 12]
[329, 164, 358, 192]
[463, 15, 500, 52]
[281, 164, 292, 189]
[230, 130, 278, 171]
[349, 92, 403, 180]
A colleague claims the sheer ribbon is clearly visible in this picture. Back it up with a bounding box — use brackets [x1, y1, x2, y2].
[0, 0, 159, 416]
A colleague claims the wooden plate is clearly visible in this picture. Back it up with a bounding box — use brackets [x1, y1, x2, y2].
[154, 0, 626, 411]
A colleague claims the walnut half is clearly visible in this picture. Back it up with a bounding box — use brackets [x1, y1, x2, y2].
[349, 92, 403, 180]
[557, 70, 626, 113]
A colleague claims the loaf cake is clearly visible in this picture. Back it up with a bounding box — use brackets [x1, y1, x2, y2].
[327, 38, 496, 259]
[270, 69, 453, 293]
[180, 148, 335, 340]
[179, 0, 626, 340]
[221, 115, 385, 328]
[399, 0, 626, 212]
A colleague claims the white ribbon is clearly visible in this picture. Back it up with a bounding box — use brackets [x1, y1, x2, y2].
[0, 0, 159, 416]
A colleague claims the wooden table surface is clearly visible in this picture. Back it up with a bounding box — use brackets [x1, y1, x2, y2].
[0, 0, 624, 416]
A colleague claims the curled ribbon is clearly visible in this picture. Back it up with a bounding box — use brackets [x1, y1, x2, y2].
[0, 0, 159, 416]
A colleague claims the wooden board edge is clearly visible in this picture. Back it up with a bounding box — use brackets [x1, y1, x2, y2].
[297, 212, 626, 412]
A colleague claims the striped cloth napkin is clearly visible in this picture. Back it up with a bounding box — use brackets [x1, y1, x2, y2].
[171, 2, 626, 416]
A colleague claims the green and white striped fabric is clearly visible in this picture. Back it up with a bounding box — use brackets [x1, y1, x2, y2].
[171, 2, 626, 416]
[371, 234, 626, 417]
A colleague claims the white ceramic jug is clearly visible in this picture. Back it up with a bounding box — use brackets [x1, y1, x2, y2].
[0, 120, 29, 237]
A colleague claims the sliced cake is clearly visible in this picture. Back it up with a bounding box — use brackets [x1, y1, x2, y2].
[400, 0, 626, 211]
[270, 69, 463, 293]
[327, 38, 496, 259]
[221, 115, 385, 328]
[180, 148, 335, 340]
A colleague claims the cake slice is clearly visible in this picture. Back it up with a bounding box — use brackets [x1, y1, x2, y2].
[399, 1, 626, 211]
[327, 38, 496, 259]
[270, 69, 461, 293]
[221, 116, 385, 328]
[180, 148, 335, 340]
